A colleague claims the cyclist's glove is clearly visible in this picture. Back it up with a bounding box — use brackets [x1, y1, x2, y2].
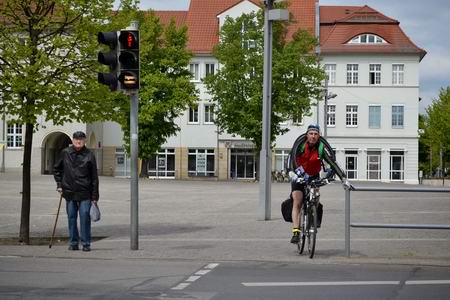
[295, 166, 305, 176]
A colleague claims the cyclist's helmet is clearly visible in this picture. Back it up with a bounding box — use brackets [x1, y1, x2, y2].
[306, 124, 320, 134]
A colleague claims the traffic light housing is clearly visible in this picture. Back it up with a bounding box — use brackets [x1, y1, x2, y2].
[118, 30, 139, 90]
[97, 31, 118, 91]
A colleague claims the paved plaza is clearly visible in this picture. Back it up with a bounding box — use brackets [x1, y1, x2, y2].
[1, 171, 449, 265]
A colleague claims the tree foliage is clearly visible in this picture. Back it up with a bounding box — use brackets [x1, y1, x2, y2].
[0, 0, 138, 243]
[423, 87, 450, 176]
[203, 10, 325, 151]
[117, 12, 197, 159]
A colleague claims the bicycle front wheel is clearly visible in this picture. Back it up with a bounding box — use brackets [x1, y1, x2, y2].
[307, 204, 317, 258]
[298, 205, 306, 254]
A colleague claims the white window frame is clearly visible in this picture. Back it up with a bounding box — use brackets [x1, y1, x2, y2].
[348, 34, 387, 44]
[327, 104, 336, 127]
[188, 149, 215, 177]
[392, 104, 404, 128]
[188, 106, 199, 124]
[345, 149, 358, 179]
[205, 63, 216, 77]
[368, 105, 381, 129]
[346, 64, 359, 85]
[392, 64, 404, 85]
[204, 104, 215, 124]
[6, 123, 23, 149]
[369, 64, 381, 85]
[147, 148, 176, 178]
[324, 64, 336, 85]
[275, 150, 290, 172]
[189, 63, 200, 81]
[389, 149, 405, 181]
[367, 150, 382, 181]
[345, 104, 358, 127]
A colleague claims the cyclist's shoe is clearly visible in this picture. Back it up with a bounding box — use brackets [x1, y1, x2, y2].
[290, 228, 301, 244]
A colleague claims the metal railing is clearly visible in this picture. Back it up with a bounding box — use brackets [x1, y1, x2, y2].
[344, 186, 450, 257]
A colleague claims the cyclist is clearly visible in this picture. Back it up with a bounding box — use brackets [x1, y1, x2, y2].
[289, 124, 352, 244]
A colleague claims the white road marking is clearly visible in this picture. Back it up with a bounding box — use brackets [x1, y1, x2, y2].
[243, 280, 450, 287]
[242, 281, 400, 287]
[171, 283, 190, 290]
[405, 280, 450, 285]
[195, 269, 211, 276]
[186, 276, 201, 282]
[170, 263, 219, 291]
[205, 263, 220, 269]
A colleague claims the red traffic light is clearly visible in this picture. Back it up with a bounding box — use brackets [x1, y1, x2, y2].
[119, 31, 138, 50]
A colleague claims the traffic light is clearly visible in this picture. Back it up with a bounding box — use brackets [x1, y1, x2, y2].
[97, 31, 118, 91]
[118, 30, 139, 90]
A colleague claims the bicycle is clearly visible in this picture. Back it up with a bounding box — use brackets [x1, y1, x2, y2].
[296, 176, 333, 259]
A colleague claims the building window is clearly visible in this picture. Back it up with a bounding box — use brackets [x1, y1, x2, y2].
[346, 105, 358, 127]
[392, 64, 404, 85]
[390, 150, 404, 180]
[346, 64, 358, 84]
[204, 104, 215, 124]
[148, 149, 175, 178]
[367, 150, 381, 180]
[189, 106, 199, 123]
[348, 34, 387, 44]
[327, 104, 336, 126]
[205, 63, 215, 77]
[368, 105, 381, 128]
[324, 64, 336, 85]
[275, 150, 290, 172]
[189, 63, 200, 81]
[7, 123, 22, 148]
[392, 105, 404, 128]
[369, 64, 381, 85]
[292, 112, 303, 125]
[188, 149, 215, 177]
[345, 150, 358, 179]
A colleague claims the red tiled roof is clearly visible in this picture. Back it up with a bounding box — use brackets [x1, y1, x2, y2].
[152, 11, 188, 28]
[185, 0, 260, 54]
[320, 5, 426, 60]
[151, 1, 425, 60]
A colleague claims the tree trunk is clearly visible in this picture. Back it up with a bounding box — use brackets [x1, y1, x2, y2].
[140, 159, 148, 177]
[19, 122, 34, 244]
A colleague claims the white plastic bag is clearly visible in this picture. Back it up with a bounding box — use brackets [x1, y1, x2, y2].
[90, 202, 101, 222]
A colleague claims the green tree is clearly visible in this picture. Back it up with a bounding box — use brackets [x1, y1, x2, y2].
[425, 87, 450, 176]
[203, 11, 324, 151]
[117, 12, 196, 169]
[0, 0, 137, 244]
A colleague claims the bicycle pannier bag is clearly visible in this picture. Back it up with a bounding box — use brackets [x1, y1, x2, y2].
[281, 195, 293, 222]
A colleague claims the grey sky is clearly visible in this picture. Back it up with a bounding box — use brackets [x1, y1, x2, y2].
[119, 0, 450, 113]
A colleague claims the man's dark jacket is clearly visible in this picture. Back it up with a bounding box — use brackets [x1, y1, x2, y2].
[53, 145, 99, 201]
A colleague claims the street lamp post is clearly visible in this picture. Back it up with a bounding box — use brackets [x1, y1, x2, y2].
[259, 1, 288, 220]
[322, 78, 336, 139]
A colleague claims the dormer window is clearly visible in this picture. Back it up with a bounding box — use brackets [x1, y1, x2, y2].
[348, 34, 387, 44]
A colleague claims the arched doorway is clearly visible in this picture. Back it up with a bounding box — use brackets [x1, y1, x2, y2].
[41, 132, 71, 174]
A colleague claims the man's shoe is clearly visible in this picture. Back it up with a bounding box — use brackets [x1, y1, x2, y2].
[82, 245, 91, 252]
[290, 228, 301, 244]
[68, 245, 79, 251]
[290, 234, 300, 244]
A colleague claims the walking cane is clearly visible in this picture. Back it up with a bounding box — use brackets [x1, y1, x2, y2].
[49, 193, 63, 248]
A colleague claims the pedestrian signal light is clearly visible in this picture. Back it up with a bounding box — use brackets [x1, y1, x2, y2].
[118, 30, 140, 90]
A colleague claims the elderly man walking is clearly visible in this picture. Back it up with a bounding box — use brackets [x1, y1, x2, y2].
[53, 131, 99, 251]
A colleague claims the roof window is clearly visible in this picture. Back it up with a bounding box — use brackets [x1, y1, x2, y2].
[347, 34, 387, 44]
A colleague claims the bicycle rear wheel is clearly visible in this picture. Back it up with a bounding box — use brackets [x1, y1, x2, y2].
[307, 204, 317, 258]
[297, 205, 306, 254]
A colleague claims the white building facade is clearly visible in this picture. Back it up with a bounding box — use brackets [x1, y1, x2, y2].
[0, 0, 425, 184]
